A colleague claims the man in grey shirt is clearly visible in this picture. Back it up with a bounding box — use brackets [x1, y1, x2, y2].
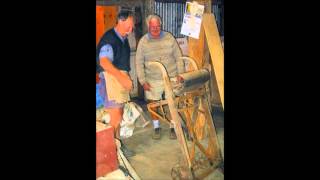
[136, 14, 185, 140]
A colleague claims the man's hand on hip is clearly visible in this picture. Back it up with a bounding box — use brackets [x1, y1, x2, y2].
[120, 73, 133, 91]
[143, 83, 151, 91]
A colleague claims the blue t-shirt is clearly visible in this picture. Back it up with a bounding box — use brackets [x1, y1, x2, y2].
[99, 28, 126, 62]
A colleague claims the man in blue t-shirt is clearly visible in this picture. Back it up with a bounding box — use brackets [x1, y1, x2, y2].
[96, 10, 135, 157]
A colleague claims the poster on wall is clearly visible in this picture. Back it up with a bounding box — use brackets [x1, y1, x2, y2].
[180, 1, 204, 39]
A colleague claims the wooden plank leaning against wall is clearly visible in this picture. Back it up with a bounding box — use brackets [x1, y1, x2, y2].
[202, 13, 224, 109]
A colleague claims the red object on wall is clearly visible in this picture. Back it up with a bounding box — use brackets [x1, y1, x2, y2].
[96, 6, 105, 46]
[96, 73, 100, 84]
[96, 125, 118, 178]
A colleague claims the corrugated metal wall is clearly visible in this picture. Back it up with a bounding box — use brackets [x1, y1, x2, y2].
[154, 1, 224, 38]
[212, 2, 224, 36]
[154, 1, 186, 38]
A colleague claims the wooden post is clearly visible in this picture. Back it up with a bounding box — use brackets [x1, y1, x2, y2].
[142, 0, 155, 35]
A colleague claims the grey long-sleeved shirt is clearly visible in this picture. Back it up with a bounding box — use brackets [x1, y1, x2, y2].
[135, 31, 184, 85]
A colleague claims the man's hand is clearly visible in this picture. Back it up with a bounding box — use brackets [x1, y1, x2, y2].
[143, 83, 151, 91]
[176, 75, 184, 83]
[120, 73, 133, 91]
[100, 57, 133, 91]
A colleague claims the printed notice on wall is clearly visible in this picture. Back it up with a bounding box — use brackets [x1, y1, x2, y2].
[180, 1, 204, 39]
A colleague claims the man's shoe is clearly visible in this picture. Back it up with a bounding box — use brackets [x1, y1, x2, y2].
[169, 128, 177, 139]
[120, 144, 135, 158]
[152, 128, 161, 140]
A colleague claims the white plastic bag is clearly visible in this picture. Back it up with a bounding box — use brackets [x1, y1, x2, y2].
[123, 102, 140, 124]
[120, 102, 141, 138]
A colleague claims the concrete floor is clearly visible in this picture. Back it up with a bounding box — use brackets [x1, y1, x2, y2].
[122, 100, 224, 180]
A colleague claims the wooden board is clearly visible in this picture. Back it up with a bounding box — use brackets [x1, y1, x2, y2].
[203, 13, 224, 109]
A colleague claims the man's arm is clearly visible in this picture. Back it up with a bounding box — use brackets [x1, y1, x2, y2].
[135, 37, 152, 91]
[99, 45, 132, 91]
[135, 38, 147, 86]
[100, 57, 132, 91]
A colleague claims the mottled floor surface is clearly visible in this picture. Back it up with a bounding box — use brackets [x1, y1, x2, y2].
[123, 100, 224, 180]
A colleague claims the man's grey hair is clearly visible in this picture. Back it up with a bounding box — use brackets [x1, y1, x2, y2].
[146, 14, 162, 28]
